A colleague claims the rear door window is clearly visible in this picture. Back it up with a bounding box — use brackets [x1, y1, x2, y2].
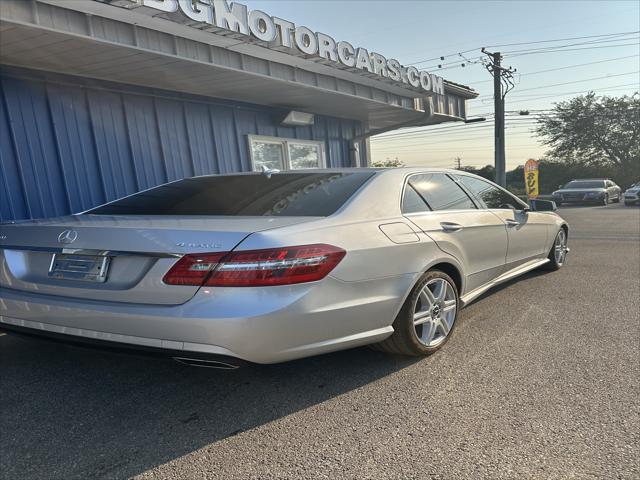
[407, 173, 477, 211]
[456, 175, 528, 210]
[402, 184, 431, 213]
[88, 172, 375, 217]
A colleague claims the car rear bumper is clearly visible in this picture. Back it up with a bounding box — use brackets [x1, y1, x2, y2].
[0, 275, 411, 364]
[0, 321, 247, 368]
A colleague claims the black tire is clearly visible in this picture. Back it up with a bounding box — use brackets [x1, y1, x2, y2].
[544, 228, 568, 271]
[373, 270, 460, 356]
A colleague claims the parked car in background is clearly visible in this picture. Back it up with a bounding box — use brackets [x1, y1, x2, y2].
[624, 182, 640, 206]
[0, 168, 569, 367]
[552, 179, 622, 206]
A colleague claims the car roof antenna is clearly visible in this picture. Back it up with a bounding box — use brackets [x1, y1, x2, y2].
[261, 165, 280, 179]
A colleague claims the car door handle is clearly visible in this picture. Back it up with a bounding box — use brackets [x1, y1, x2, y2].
[505, 219, 519, 227]
[440, 222, 463, 232]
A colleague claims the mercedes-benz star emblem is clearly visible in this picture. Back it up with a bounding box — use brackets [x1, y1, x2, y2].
[58, 229, 78, 244]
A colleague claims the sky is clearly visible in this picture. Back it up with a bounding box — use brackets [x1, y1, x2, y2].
[248, 0, 639, 169]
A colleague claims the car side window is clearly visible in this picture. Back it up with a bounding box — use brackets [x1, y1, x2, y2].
[456, 175, 527, 210]
[402, 183, 430, 213]
[408, 173, 477, 211]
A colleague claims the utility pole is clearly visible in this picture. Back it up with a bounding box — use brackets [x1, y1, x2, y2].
[492, 52, 505, 187]
[454, 157, 462, 169]
[481, 49, 516, 187]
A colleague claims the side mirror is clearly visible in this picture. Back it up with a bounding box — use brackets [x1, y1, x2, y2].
[529, 199, 557, 212]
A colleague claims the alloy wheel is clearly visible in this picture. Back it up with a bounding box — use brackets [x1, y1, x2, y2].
[413, 278, 457, 347]
[554, 230, 568, 266]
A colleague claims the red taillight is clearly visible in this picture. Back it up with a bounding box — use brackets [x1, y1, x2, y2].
[162, 244, 345, 287]
[162, 252, 226, 286]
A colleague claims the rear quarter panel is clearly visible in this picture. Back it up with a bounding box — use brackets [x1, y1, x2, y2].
[234, 217, 466, 291]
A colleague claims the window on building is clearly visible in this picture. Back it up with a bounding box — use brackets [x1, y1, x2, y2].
[250, 139, 286, 171]
[456, 175, 528, 210]
[408, 173, 477, 211]
[249, 136, 325, 171]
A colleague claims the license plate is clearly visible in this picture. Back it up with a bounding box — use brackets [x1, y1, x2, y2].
[48, 254, 111, 283]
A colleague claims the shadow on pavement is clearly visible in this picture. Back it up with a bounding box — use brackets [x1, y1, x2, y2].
[0, 334, 417, 479]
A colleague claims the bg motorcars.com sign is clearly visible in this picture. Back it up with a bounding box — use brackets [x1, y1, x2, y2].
[142, 0, 445, 95]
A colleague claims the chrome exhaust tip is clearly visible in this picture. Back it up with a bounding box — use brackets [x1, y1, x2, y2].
[173, 357, 240, 370]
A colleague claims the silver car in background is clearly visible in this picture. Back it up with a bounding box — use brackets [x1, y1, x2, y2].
[553, 178, 622, 206]
[0, 168, 569, 367]
[624, 182, 640, 206]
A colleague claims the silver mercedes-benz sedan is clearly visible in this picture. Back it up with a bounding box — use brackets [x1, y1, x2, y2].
[0, 168, 569, 367]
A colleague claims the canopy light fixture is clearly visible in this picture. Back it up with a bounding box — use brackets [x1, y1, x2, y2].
[281, 111, 315, 126]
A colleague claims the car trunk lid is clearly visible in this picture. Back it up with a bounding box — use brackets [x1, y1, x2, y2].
[0, 215, 315, 305]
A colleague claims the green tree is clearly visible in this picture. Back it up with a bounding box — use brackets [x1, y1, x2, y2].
[372, 157, 405, 167]
[535, 93, 640, 179]
[460, 164, 495, 180]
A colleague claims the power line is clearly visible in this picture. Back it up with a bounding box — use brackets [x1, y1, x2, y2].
[409, 33, 639, 74]
[373, 144, 545, 153]
[431, 40, 640, 73]
[416, 41, 639, 74]
[372, 99, 637, 144]
[374, 123, 542, 141]
[496, 83, 639, 102]
[407, 30, 639, 66]
[467, 54, 640, 85]
[478, 71, 639, 98]
[372, 123, 542, 145]
[373, 134, 543, 151]
[374, 93, 637, 143]
[484, 30, 639, 49]
[373, 122, 501, 141]
[486, 82, 639, 99]
[373, 115, 550, 140]
[406, 49, 480, 67]
[499, 35, 640, 55]
[371, 119, 537, 145]
[504, 42, 640, 57]
[372, 118, 544, 139]
[420, 41, 639, 73]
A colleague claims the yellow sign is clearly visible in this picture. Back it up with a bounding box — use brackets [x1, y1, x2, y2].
[524, 159, 539, 199]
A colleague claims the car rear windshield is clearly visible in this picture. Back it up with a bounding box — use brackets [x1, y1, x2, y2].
[87, 172, 375, 217]
[564, 180, 605, 189]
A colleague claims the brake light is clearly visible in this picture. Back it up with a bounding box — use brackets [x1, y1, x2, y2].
[162, 252, 226, 286]
[163, 244, 345, 287]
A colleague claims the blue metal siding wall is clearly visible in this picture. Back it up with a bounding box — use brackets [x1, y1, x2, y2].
[0, 66, 365, 222]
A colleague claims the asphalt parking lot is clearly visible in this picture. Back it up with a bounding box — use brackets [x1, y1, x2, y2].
[1, 203, 638, 480]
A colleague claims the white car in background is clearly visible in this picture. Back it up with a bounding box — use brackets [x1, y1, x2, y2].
[624, 182, 640, 206]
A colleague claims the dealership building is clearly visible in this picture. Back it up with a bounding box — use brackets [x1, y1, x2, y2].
[0, 0, 477, 222]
